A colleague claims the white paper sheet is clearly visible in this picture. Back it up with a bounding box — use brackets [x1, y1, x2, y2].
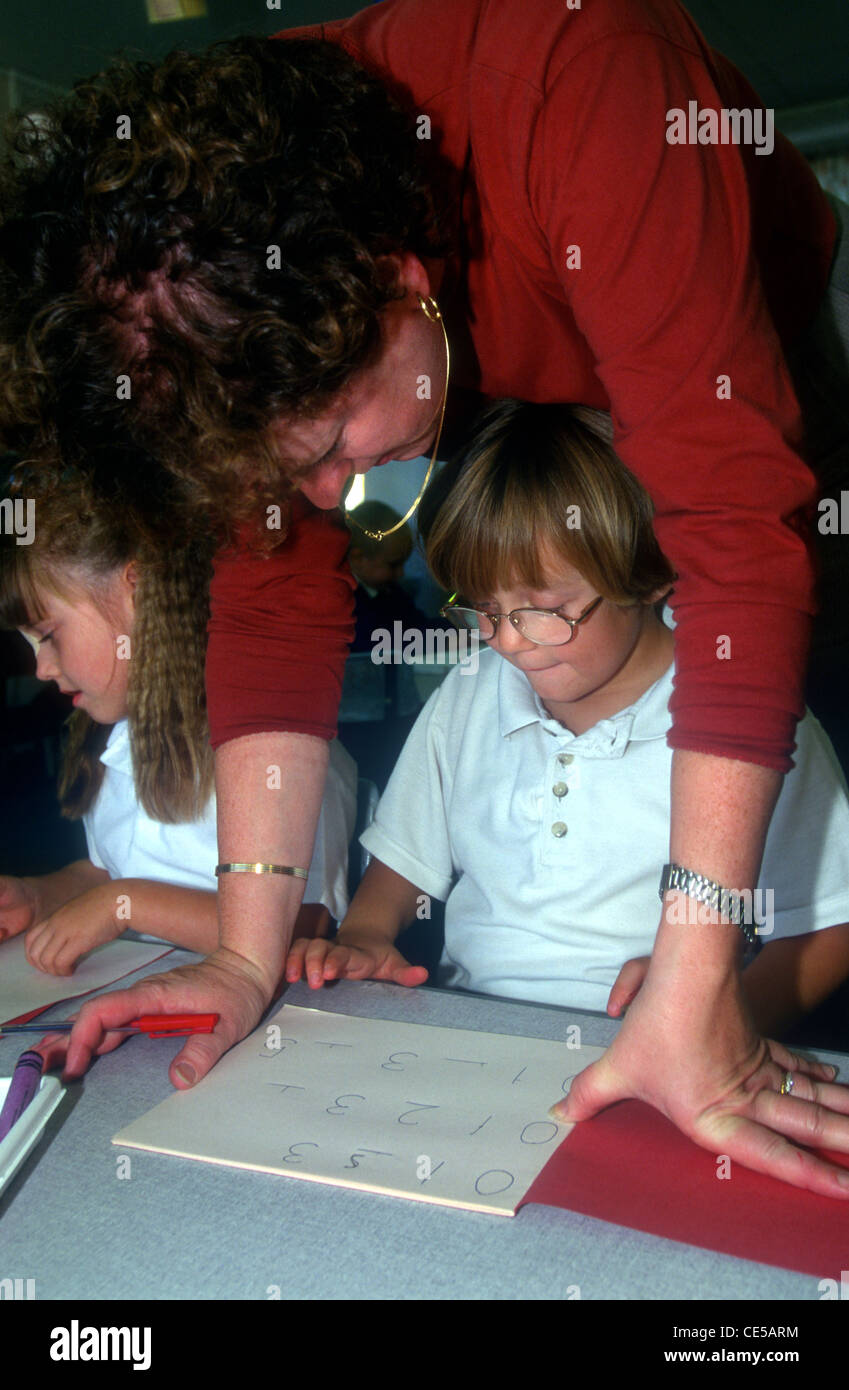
[113, 1004, 606, 1215]
[0, 935, 174, 1024]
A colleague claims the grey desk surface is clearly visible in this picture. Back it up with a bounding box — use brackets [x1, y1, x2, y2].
[0, 951, 844, 1302]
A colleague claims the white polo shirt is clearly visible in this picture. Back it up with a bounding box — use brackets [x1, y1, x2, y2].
[84, 724, 357, 924]
[361, 647, 849, 1012]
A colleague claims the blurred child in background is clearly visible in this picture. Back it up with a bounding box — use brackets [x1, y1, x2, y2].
[339, 500, 450, 789]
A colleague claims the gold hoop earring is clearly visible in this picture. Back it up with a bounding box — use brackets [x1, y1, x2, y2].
[345, 295, 450, 542]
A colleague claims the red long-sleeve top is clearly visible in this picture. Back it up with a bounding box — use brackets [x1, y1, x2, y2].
[207, 0, 835, 772]
[206, 495, 356, 746]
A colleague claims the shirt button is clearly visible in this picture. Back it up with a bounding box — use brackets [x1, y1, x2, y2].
[551, 822, 568, 837]
[557, 753, 574, 766]
[552, 782, 568, 797]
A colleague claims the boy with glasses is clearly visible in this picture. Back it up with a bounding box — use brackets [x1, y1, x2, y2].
[286, 400, 849, 1036]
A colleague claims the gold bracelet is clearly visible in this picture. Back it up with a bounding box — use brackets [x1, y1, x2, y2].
[215, 863, 309, 879]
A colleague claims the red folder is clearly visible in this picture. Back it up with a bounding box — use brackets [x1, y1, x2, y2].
[521, 1099, 849, 1276]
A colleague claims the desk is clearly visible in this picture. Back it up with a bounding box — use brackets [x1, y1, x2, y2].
[1, 954, 842, 1301]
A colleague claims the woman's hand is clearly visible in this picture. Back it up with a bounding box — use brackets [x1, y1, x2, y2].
[553, 950, 849, 1198]
[25, 887, 123, 975]
[0, 875, 41, 942]
[60, 948, 271, 1088]
[286, 932, 428, 989]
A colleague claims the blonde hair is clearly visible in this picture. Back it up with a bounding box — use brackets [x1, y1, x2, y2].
[0, 454, 214, 822]
[423, 400, 676, 604]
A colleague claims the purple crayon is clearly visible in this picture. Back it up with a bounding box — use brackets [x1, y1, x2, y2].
[0, 1050, 44, 1143]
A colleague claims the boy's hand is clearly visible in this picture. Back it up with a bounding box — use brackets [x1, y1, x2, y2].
[0, 875, 41, 942]
[285, 932, 429, 989]
[606, 955, 651, 1017]
[25, 886, 123, 976]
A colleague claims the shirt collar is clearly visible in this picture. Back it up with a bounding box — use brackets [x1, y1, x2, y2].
[98, 718, 131, 771]
[497, 655, 673, 757]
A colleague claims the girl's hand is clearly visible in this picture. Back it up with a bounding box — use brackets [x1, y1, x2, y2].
[0, 875, 41, 942]
[25, 887, 123, 975]
[61, 948, 271, 1088]
[286, 933, 429, 989]
[606, 955, 651, 1017]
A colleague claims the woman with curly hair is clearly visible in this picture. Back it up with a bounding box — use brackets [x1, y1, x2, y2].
[0, 0, 848, 1195]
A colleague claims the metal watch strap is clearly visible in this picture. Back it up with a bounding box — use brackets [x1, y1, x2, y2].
[659, 862, 760, 960]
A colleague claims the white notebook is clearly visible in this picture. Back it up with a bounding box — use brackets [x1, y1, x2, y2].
[113, 1003, 604, 1216]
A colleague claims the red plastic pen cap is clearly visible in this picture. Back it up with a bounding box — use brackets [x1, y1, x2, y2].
[133, 1013, 219, 1037]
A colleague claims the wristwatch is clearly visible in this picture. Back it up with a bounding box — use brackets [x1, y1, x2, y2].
[658, 862, 761, 963]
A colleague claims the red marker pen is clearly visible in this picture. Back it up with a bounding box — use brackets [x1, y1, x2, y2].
[0, 1013, 219, 1039]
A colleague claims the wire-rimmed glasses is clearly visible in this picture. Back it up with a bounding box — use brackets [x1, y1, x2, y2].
[440, 593, 604, 645]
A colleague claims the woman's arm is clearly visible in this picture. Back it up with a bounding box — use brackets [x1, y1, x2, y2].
[213, 730, 329, 992]
[654, 749, 782, 993]
[607, 923, 849, 1042]
[558, 750, 849, 1199]
[60, 730, 330, 1086]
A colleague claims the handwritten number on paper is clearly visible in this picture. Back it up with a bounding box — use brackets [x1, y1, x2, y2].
[474, 1169, 515, 1196]
[418, 1160, 445, 1186]
[281, 1142, 318, 1165]
[326, 1094, 365, 1116]
[397, 1101, 439, 1125]
[259, 1037, 299, 1060]
[469, 1115, 493, 1136]
[344, 1148, 394, 1170]
[519, 1122, 559, 1145]
[381, 1051, 419, 1071]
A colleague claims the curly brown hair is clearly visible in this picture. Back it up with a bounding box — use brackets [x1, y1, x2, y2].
[0, 452, 215, 822]
[0, 36, 453, 544]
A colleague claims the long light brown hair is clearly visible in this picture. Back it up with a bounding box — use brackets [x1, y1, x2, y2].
[0, 453, 214, 821]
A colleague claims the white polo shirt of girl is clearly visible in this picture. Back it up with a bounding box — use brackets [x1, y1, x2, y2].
[85, 724, 357, 925]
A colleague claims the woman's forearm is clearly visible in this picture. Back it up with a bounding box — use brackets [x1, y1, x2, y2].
[651, 748, 784, 985]
[213, 731, 329, 997]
